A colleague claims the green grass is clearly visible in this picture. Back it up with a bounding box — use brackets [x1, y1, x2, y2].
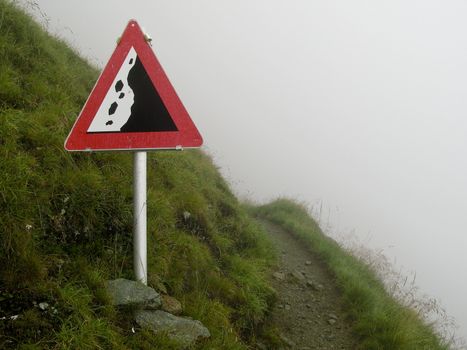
[252, 198, 451, 350]
[0, 1, 276, 348]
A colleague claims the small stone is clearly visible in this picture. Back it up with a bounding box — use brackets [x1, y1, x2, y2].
[291, 270, 305, 281]
[306, 304, 312, 308]
[273, 272, 286, 281]
[161, 295, 183, 315]
[328, 313, 338, 320]
[327, 318, 337, 325]
[183, 211, 191, 221]
[305, 260, 312, 265]
[284, 304, 291, 310]
[38, 302, 49, 311]
[277, 304, 284, 309]
[308, 281, 324, 291]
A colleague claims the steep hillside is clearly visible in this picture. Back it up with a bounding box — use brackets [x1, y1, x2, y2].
[0, 2, 274, 348]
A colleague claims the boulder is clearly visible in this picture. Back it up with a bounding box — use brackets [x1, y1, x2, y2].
[135, 310, 210, 347]
[105, 278, 161, 310]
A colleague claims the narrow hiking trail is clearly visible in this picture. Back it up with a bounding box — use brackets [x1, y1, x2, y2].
[259, 219, 358, 350]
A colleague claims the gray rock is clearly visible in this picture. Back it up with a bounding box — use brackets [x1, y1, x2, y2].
[291, 270, 305, 281]
[135, 310, 210, 347]
[105, 278, 161, 309]
[327, 318, 337, 325]
[328, 313, 338, 320]
[306, 280, 324, 291]
[38, 302, 49, 310]
[273, 272, 286, 281]
[183, 211, 191, 221]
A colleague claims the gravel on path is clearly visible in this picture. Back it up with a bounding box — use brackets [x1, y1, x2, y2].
[259, 219, 358, 349]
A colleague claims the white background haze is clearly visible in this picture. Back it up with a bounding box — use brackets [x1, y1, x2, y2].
[26, 0, 467, 342]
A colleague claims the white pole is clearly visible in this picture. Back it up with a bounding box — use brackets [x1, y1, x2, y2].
[133, 151, 147, 285]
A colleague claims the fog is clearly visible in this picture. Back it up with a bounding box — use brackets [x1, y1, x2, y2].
[29, 0, 467, 341]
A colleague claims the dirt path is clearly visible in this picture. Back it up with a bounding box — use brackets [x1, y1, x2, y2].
[258, 219, 358, 350]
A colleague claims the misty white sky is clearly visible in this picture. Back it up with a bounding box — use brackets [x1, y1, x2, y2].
[27, 0, 467, 341]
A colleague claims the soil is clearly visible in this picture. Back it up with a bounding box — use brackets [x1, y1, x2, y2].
[258, 219, 358, 350]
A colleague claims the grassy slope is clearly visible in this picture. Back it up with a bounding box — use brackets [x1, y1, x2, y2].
[252, 199, 449, 350]
[0, 2, 275, 348]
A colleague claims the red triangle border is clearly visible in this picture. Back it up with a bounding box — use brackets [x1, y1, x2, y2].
[65, 20, 203, 151]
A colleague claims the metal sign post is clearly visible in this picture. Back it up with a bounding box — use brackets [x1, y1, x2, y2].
[133, 151, 147, 285]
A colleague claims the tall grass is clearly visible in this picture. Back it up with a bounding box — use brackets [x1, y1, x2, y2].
[0, 1, 275, 348]
[253, 198, 451, 350]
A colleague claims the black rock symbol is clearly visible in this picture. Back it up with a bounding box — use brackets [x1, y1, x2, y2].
[115, 80, 124, 92]
[108, 102, 118, 115]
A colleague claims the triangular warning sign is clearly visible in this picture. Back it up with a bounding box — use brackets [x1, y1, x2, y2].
[65, 20, 203, 151]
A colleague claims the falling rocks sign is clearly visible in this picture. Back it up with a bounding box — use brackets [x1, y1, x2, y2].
[65, 20, 203, 152]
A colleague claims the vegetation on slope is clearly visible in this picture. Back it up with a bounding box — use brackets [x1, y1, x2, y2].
[0, 1, 275, 348]
[252, 199, 450, 350]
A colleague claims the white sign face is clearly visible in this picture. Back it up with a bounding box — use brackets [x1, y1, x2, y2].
[87, 48, 137, 133]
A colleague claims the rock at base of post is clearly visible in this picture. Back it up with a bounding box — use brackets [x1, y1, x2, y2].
[135, 310, 210, 347]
